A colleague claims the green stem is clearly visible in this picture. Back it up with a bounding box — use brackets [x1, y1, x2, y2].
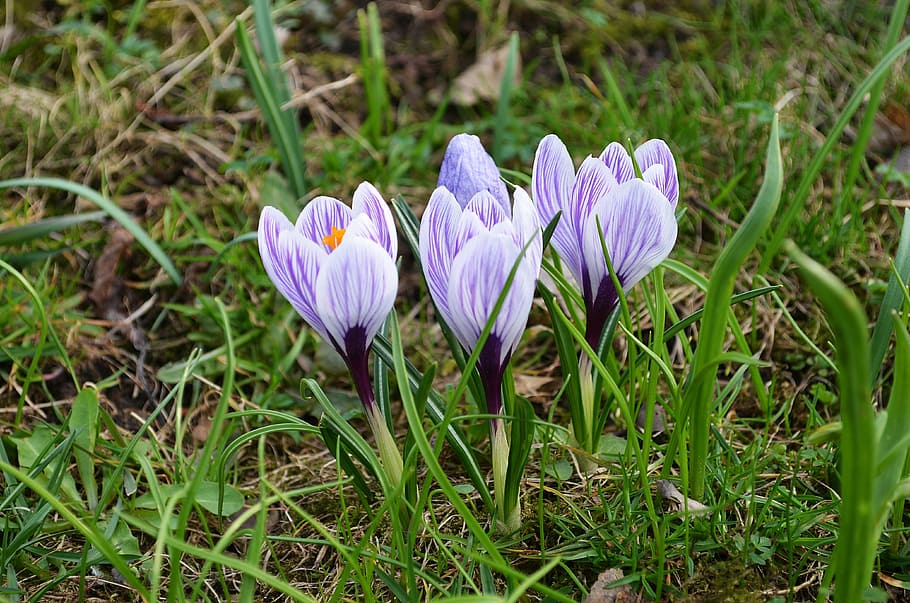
[365, 404, 404, 488]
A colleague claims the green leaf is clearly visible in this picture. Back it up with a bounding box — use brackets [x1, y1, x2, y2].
[492, 31, 520, 159]
[0, 210, 106, 245]
[71, 387, 100, 512]
[538, 283, 583, 446]
[875, 314, 910, 521]
[0, 178, 181, 284]
[12, 425, 81, 503]
[319, 421, 373, 506]
[787, 243, 876, 603]
[503, 396, 534, 524]
[134, 481, 244, 516]
[372, 331, 494, 512]
[869, 208, 910, 382]
[236, 13, 306, 200]
[683, 115, 783, 499]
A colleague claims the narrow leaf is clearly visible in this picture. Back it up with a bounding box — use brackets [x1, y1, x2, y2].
[71, 387, 100, 512]
[0, 178, 180, 284]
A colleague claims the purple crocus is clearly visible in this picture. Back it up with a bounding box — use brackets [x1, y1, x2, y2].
[532, 135, 678, 348]
[258, 182, 403, 485]
[420, 134, 541, 531]
[436, 133, 512, 215]
[421, 156, 542, 419]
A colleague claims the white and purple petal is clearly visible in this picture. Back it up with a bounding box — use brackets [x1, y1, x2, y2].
[437, 133, 511, 215]
[555, 156, 618, 282]
[258, 206, 293, 286]
[259, 207, 329, 336]
[273, 230, 329, 339]
[418, 187, 464, 317]
[634, 139, 678, 208]
[352, 181, 397, 258]
[463, 190, 510, 230]
[600, 142, 634, 184]
[531, 134, 574, 230]
[509, 187, 543, 278]
[583, 179, 677, 297]
[445, 233, 536, 368]
[315, 237, 398, 358]
[295, 196, 354, 251]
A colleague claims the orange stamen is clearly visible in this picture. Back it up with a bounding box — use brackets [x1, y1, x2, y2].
[322, 225, 346, 250]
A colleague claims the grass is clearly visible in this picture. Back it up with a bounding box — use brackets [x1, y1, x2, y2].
[2, 0, 910, 601]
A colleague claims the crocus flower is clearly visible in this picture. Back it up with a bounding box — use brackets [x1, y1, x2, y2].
[420, 134, 542, 531]
[531, 135, 678, 468]
[422, 138, 542, 418]
[436, 133, 511, 214]
[258, 182, 403, 485]
[532, 135, 678, 349]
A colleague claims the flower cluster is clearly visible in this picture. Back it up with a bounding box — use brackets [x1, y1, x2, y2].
[257, 131, 679, 530]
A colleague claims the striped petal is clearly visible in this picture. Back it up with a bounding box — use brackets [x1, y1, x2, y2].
[510, 187, 543, 278]
[295, 196, 353, 252]
[315, 237, 398, 357]
[258, 206, 293, 287]
[463, 190, 510, 230]
[446, 232, 536, 367]
[352, 181, 397, 258]
[274, 230, 329, 339]
[600, 141, 634, 184]
[634, 139, 678, 208]
[418, 187, 463, 317]
[531, 134, 574, 230]
[438, 133, 511, 215]
[259, 207, 329, 337]
[560, 156, 618, 282]
[583, 179, 677, 298]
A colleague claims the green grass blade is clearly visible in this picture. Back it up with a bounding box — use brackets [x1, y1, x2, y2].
[787, 243, 876, 603]
[503, 396, 534, 527]
[685, 115, 782, 499]
[537, 283, 582, 445]
[0, 178, 181, 284]
[761, 34, 910, 270]
[236, 17, 307, 201]
[492, 32, 520, 160]
[0, 460, 150, 599]
[168, 297, 238, 599]
[835, 0, 909, 223]
[0, 210, 106, 245]
[597, 59, 634, 129]
[875, 314, 910, 522]
[869, 208, 910, 383]
[372, 332, 494, 512]
[358, 2, 391, 145]
[388, 310, 507, 568]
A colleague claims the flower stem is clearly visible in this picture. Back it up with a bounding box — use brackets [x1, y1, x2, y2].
[365, 404, 404, 488]
[491, 417, 519, 533]
[572, 354, 597, 474]
[347, 344, 403, 490]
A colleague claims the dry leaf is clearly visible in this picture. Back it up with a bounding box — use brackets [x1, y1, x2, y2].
[868, 100, 910, 155]
[513, 373, 556, 398]
[584, 568, 640, 603]
[656, 479, 711, 516]
[89, 227, 134, 312]
[450, 42, 521, 106]
[636, 403, 666, 435]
